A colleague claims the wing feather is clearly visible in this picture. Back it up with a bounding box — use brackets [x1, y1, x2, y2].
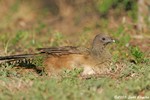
[36, 46, 81, 55]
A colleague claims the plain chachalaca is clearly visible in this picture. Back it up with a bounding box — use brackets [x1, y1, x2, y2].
[0, 34, 115, 76]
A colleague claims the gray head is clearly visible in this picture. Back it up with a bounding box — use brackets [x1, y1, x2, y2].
[92, 34, 115, 48]
[91, 34, 115, 58]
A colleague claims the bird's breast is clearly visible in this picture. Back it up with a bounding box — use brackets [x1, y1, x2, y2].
[43, 54, 104, 76]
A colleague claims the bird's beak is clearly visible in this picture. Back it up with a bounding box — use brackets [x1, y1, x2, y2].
[112, 39, 115, 43]
[108, 39, 115, 43]
[105, 39, 115, 45]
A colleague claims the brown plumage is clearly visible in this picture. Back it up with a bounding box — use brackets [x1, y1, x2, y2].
[0, 34, 115, 76]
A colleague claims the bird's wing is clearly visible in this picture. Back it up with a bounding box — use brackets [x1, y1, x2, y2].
[36, 46, 89, 56]
[0, 46, 90, 61]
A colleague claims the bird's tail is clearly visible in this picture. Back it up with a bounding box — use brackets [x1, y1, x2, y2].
[0, 53, 38, 61]
[0, 53, 46, 74]
[0, 53, 41, 67]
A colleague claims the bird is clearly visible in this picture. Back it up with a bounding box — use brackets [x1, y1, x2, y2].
[0, 34, 115, 76]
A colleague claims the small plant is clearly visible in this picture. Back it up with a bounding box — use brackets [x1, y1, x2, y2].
[96, 0, 118, 15]
[50, 32, 64, 46]
[32, 55, 46, 70]
[63, 68, 83, 78]
[0, 63, 15, 77]
[96, 0, 137, 21]
[11, 31, 28, 45]
[36, 22, 46, 33]
[130, 46, 145, 63]
[3, 40, 10, 54]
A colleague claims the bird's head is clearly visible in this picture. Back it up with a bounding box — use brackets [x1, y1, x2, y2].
[92, 34, 115, 48]
[90, 34, 115, 59]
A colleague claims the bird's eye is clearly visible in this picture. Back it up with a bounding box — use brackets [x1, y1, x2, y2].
[102, 37, 105, 40]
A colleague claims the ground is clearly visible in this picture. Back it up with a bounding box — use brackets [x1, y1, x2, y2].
[0, 1, 150, 100]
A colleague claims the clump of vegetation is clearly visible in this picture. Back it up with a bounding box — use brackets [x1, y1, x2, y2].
[130, 46, 145, 63]
[62, 68, 83, 78]
[32, 55, 46, 70]
[96, 0, 137, 19]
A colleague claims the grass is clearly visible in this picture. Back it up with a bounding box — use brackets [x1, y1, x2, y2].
[0, 0, 150, 100]
[0, 61, 149, 100]
[0, 29, 150, 99]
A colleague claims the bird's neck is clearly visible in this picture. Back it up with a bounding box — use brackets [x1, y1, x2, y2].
[90, 44, 105, 59]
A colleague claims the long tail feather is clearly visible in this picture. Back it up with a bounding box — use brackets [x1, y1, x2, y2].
[0, 53, 38, 60]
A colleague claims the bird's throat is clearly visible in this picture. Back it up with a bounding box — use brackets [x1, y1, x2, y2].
[91, 45, 105, 59]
